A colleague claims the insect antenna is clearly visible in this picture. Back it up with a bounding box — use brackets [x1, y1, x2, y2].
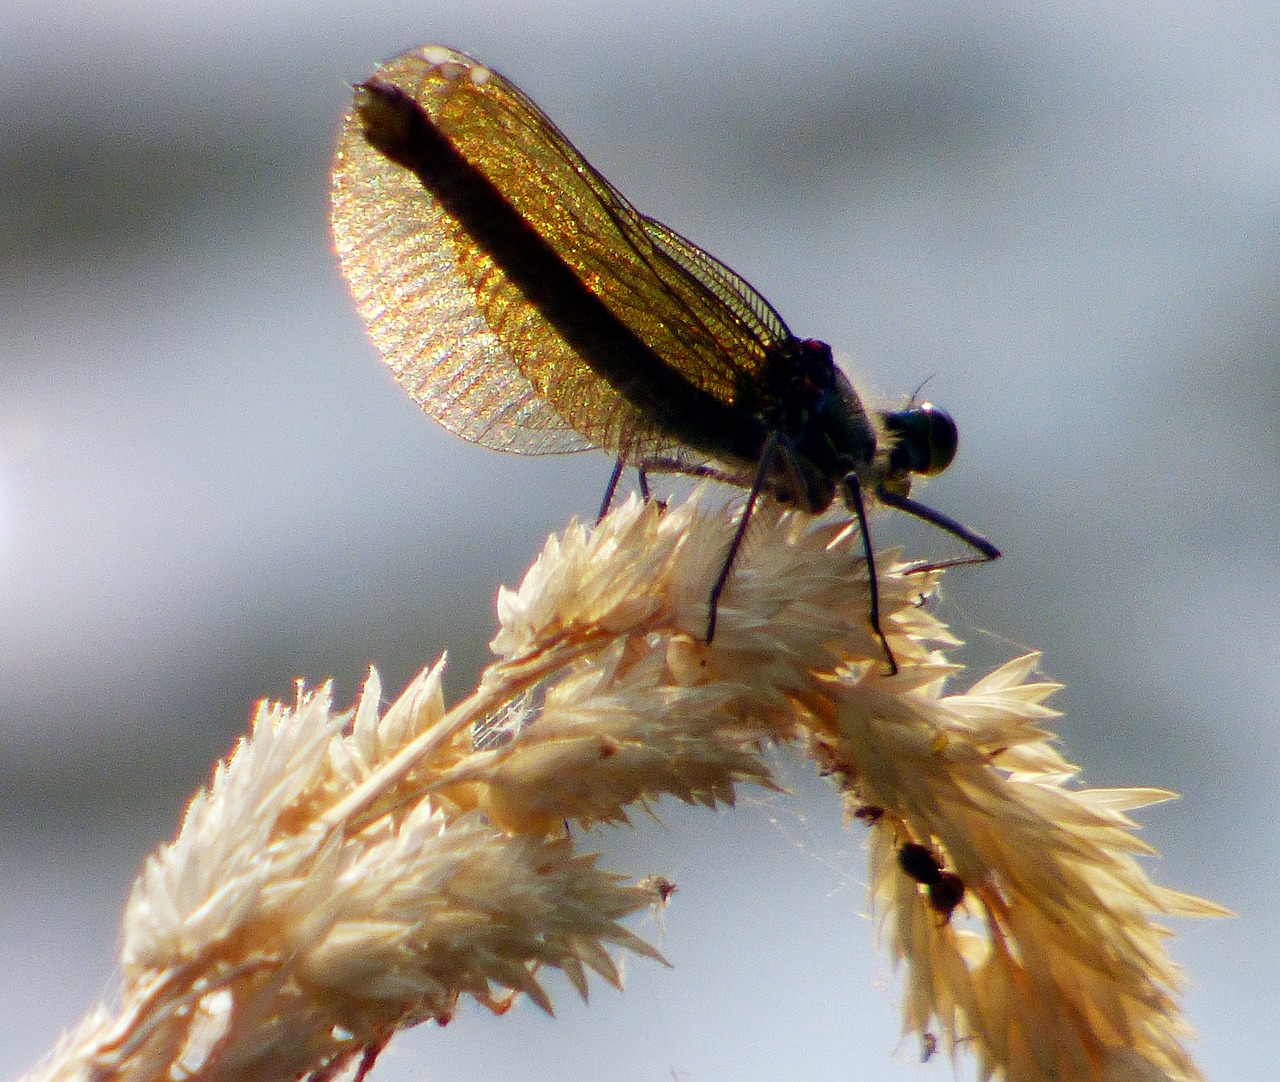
[906, 374, 936, 408]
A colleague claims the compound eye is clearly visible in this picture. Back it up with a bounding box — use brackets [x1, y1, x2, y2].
[883, 402, 958, 476]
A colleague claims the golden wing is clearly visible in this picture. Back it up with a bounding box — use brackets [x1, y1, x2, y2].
[331, 45, 795, 463]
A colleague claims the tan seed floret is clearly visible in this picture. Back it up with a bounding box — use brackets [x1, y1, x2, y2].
[21, 493, 1225, 1082]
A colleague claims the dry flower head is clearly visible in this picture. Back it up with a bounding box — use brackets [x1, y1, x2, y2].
[20, 492, 1226, 1082]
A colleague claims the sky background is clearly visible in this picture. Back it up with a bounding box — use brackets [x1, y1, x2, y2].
[2, 2, 1277, 1079]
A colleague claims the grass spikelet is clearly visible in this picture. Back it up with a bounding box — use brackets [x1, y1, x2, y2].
[20, 492, 1223, 1082]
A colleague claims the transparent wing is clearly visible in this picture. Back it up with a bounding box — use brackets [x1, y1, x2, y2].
[331, 64, 590, 454]
[638, 215, 792, 350]
[330, 45, 794, 460]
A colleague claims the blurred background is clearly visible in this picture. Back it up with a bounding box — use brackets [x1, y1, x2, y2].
[2, 2, 1275, 1079]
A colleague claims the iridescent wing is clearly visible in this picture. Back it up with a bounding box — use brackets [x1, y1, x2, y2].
[330, 45, 795, 462]
[637, 214, 791, 351]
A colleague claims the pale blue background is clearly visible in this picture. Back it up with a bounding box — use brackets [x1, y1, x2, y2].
[2, 2, 1274, 1079]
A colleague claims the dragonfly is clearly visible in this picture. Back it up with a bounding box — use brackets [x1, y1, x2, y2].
[329, 44, 999, 672]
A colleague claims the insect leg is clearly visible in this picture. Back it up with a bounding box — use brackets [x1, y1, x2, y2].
[597, 457, 626, 521]
[843, 476, 897, 675]
[705, 433, 780, 642]
[599, 459, 666, 520]
[875, 488, 1000, 572]
[350, 1035, 392, 1082]
[638, 456, 737, 484]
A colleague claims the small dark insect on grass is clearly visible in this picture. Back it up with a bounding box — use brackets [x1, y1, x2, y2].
[897, 841, 966, 921]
